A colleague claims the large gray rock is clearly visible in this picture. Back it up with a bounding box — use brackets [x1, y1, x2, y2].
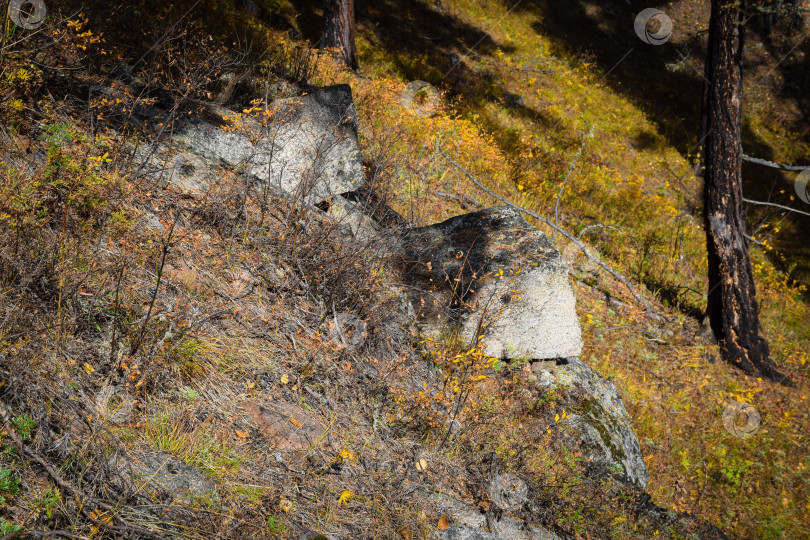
[533, 358, 649, 488]
[434, 524, 563, 540]
[432, 493, 486, 529]
[491, 519, 565, 540]
[174, 84, 365, 204]
[110, 449, 217, 504]
[433, 527, 503, 540]
[431, 492, 564, 540]
[398, 206, 582, 360]
[326, 195, 381, 241]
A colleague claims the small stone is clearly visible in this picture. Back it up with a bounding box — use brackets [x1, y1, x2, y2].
[489, 473, 528, 510]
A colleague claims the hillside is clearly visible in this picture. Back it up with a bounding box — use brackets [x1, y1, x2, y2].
[0, 1, 808, 539]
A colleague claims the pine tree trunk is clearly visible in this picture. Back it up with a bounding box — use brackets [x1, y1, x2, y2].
[700, 0, 790, 383]
[322, 0, 358, 70]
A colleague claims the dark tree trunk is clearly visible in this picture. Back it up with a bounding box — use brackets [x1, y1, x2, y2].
[322, 0, 358, 70]
[700, 0, 791, 384]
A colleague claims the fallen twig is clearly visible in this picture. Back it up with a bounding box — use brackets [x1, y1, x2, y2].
[0, 530, 89, 539]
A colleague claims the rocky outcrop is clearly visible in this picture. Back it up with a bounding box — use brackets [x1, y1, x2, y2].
[532, 358, 649, 488]
[114, 78, 653, 531]
[398, 206, 582, 360]
[174, 84, 365, 205]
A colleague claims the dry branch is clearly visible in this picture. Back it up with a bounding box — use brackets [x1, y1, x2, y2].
[742, 197, 810, 218]
[741, 154, 809, 171]
[436, 139, 660, 318]
[554, 125, 593, 242]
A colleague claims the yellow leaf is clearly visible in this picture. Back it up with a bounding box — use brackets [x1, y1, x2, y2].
[289, 417, 302, 427]
[280, 373, 289, 384]
[415, 458, 428, 472]
[83, 362, 95, 374]
[90, 509, 113, 524]
[438, 515, 450, 530]
[338, 490, 354, 505]
[555, 413, 560, 422]
[235, 429, 249, 439]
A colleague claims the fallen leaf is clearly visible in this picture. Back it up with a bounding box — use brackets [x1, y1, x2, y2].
[83, 362, 95, 374]
[90, 509, 113, 524]
[415, 458, 428, 472]
[289, 417, 302, 427]
[235, 429, 249, 439]
[438, 515, 450, 530]
[280, 373, 289, 385]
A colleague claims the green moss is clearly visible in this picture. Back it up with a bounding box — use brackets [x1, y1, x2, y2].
[580, 398, 626, 463]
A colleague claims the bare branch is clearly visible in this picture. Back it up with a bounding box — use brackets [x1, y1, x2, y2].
[742, 154, 809, 172]
[435, 139, 660, 319]
[742, 197, 810, 218]
[554, 125, 593, 242]
[434, 190, 483, 210]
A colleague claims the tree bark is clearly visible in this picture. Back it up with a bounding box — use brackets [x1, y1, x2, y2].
[700, 0, 790, 383]
[322, 0, 358, 70]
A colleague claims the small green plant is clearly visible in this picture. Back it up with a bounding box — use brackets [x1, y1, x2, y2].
[0, 518, 21, 535]
[266, 515, 285, 534]
[12, 414, 35, 440]
[180, 386, 200, 402]
[0, 467, 20, 507]
[143, 408, 241, 478]
[719, 455, 753, 489]
[32, 487, 60, 519]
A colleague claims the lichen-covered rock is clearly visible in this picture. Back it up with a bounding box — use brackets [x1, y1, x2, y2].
[534, 357, 649, 488]
[433, 527, 503, 540]
[433, 522, 564, 540]
[489, 517, 566, 540]
[133, 145, 219, 193]
[398, 206, 582, 360]
[326, 195, 381, 240]
[244, 400, 332, 451]
[430, 492, 565, 540]
[174, 84, 365, 204]
[110, 449, 217, 504]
